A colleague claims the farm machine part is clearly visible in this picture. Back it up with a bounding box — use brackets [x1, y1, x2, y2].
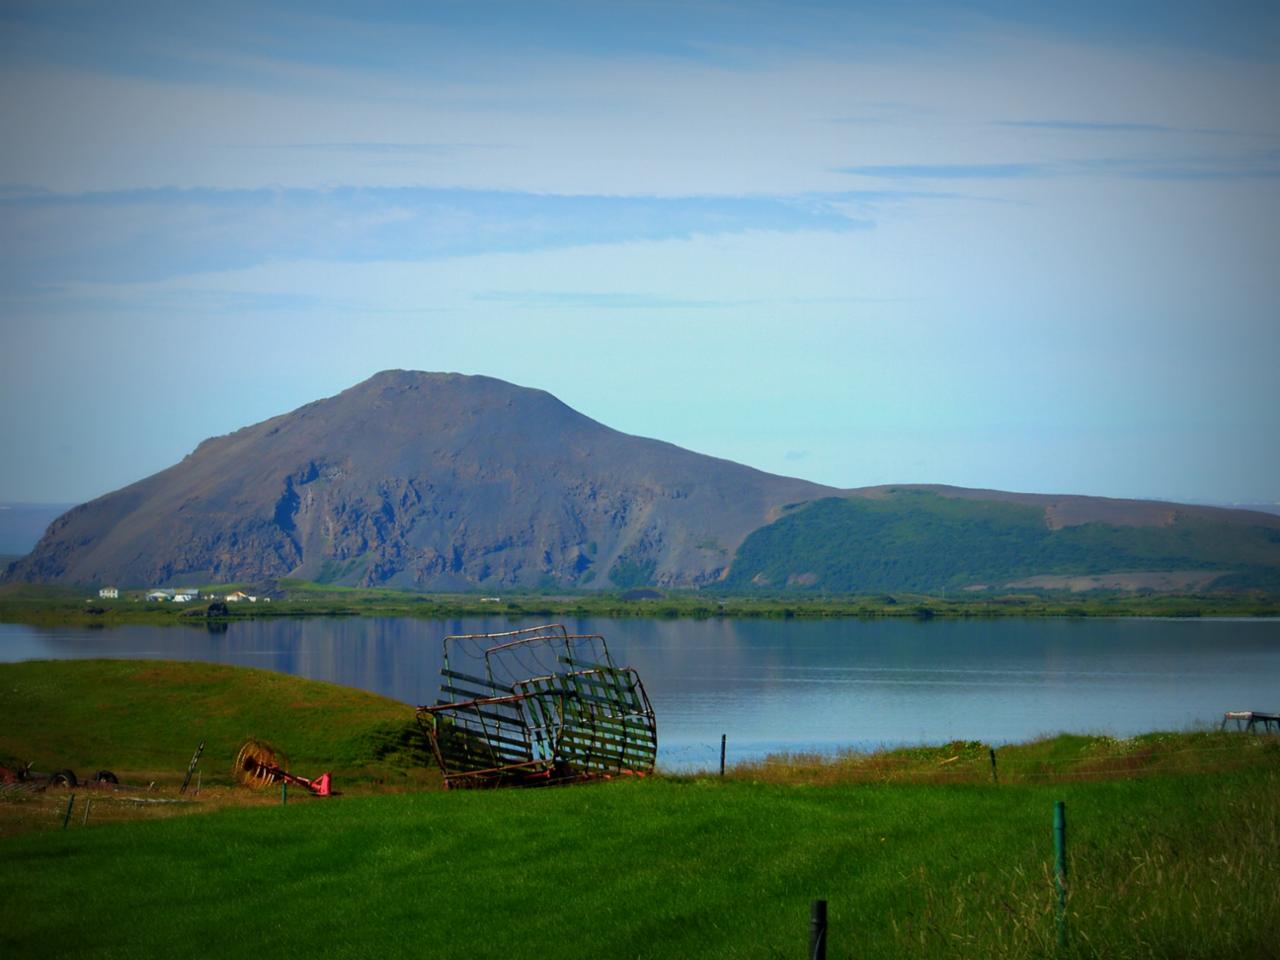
[0, 764, 118, 789]
[233, 739, 332, 797]
[417, 624, 657, 789]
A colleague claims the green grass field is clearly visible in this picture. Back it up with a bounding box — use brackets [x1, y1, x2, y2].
[2, 661, 1278, 958]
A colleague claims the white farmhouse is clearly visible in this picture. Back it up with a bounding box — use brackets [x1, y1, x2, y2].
[98, 586, 119, 599]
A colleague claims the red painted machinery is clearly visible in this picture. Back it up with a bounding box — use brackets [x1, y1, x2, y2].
[233, 739, 332, 796]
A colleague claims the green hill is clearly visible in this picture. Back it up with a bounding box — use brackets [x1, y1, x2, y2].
[722, 490, 1280, 594]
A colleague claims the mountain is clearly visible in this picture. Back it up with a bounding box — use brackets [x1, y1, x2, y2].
[7, 370, 1280, 593]
[4, 371, 832, 590]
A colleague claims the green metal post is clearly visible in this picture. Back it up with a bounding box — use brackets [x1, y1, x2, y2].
[281, 781, 287, 806]
[1054, 800, 1068, 949]
[62, 793, 75, 829]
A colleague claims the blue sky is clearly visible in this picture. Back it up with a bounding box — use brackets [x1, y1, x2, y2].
[2, 0, 1278, 506]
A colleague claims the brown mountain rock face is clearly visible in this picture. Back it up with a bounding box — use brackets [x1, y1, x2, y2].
[6, 371, 835, 589]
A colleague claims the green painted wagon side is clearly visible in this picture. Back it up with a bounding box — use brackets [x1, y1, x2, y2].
[417, 624, 657, 788]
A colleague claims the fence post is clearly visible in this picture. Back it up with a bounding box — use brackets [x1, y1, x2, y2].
[809, 899, 827, 960]
[62, 793, 76, 829]
[180, 739, 205, 795]
[1054, 800, 1068, 949]
[81, 798, 92, 826]
[989, 747, 998, 784]
[720, 734, 726, 777]
[281, 781, 288, 806]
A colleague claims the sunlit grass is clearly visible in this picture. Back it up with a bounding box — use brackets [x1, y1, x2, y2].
[3, 769, 1278, 958]
[3, 659, 1278, 956]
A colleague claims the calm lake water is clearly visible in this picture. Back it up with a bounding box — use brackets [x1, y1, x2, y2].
[4, 616, 1279, 769]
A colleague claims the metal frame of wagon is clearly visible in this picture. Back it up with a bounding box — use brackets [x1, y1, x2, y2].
[416, 624, 657, 788]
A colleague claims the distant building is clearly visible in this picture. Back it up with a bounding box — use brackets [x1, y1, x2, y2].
[173, 590, 199, 602]
[225, 590, 257, 603]
[145, 589, 174, 602]
[98, 586, 119, 599]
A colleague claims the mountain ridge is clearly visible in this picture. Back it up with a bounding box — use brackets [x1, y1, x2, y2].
[4, 371, 834, 589]
[7, 370, 1280, 593]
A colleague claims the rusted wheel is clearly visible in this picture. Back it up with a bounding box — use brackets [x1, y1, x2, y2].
[94, 770, 118, 784]
[49, 769, 78, 787]
[233, 739, 286, 790]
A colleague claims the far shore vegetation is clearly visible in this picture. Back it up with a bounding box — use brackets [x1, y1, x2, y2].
[2, 578, 1280, 627]
[4, 580, 1280, 625]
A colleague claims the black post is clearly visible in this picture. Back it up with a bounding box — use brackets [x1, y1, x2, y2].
[809, 900, 827, 960]
[720, 734, 726, 777]
[989, 747, 998, 784]
[62, 793, 76, 829]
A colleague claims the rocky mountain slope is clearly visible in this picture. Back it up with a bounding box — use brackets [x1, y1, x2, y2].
[4, 371, 833, 589]
[7, 370, 1280, 593]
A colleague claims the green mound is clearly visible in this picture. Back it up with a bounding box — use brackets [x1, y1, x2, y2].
[0, 660, 426, 784]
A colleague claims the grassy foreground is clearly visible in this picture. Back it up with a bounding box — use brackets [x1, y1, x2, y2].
[2, 660, 1279, 957]
[2, 769, 1278, 958]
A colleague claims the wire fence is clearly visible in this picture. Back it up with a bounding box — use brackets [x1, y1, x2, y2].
[657, 734, 1280, 784]
[5, 735, 1276, 837]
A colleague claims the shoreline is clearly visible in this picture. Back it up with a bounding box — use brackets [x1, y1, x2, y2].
[5, 584, 1280, 626]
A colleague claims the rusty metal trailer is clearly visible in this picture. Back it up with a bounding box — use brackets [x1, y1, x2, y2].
[417, 624, 657, 788]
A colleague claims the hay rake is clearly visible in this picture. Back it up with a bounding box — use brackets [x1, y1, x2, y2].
[233, 739, 333, 796]
[417, 624, 657, 788]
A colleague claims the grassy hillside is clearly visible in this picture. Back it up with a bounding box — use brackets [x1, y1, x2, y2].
[0, 660, 425, 785]
[724, 490, 1280, 594]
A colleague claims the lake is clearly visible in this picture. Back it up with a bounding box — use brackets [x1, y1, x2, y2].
[4, 616, 1279, 769]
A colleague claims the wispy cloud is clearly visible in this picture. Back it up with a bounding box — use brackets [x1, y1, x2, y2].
[0, 187, 871, 286]
[840, 152, 1280, 181]
[839, 163, 1047, 180]
[994, 120, 1178, 133]
[993, 119, 1261, 138]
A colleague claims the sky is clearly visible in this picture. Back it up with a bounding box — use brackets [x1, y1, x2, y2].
[2, 0, 1278, 507]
